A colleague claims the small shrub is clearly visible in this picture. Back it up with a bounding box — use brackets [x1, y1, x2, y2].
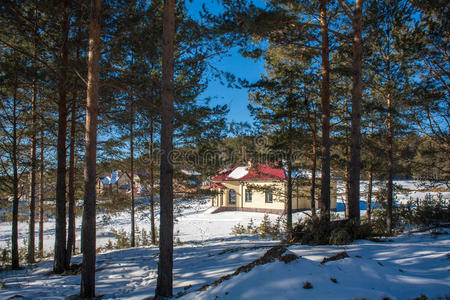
[399, 194, 449, 228]
[289, 215, 331, 245]
[105, 240, 114, 250]
[111, 228, 130, 249]
[329, 229, 351, 245]
[0, 248, 9, 266]
[246, 218, 256, 234]
[231, 223, 246, 235]
[141, 228, 151, 246]
[256, 214, 274, 238]
[231, 215, 283, 239]
[290, 215, 373, 246]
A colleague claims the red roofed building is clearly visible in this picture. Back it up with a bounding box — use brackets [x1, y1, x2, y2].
[210, 162, 336, 214]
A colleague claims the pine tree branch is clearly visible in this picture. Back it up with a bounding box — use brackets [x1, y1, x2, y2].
[422, 58, 450, 93]
[177, 51, 227, 66]
[336, 0, 354, 21]
[426, 107, 445, 140]
[0, 38, 54, 72]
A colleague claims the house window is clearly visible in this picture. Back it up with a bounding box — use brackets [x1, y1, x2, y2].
[265, 190, 273, 203]
[245, 189, 252, 202]
[229, 189, 236, 204]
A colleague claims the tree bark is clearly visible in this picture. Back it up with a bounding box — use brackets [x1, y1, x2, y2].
[66, 80, 78, 266]
[27, 5, 38, 264]
[67, 21, 82, 265]
[308, 107, 318, 215]
[310, 122, 317, 216]
[286, 120, 293, 231]
[345, 94, 350, 218]
[39, 126, 45, 258]
[349, 0, 364, 221]
[155, 0, 175, 298]
[81, 0, 101, 297]
[150, 118, 156, 244]
[367, 120, 374, 222]
[319, 0, 331, 220]
[11, 64, 19, 269]
[130, 97, 135, 247]
[27, 73, 37, 264]
[367, 162, 373, 222]
[385, 7, 394, 235]
[387, 82, 394, 235]
[53, 0, 71, 273]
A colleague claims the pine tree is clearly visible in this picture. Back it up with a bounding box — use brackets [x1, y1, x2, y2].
[27, 4, 39, 262]
[54, 0, 72, 274]
[365, 0, 415, 233]
[0, 54, 30, 269]
[80, 0, 101, 297]
[155, 0, 175, 297]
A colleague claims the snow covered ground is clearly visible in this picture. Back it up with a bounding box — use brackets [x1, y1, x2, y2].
[0, 197, 299, 255]
[183, 231, 450, 300]
[0, 229, 448, 299]
[2, 180, 448, 256]
[0, 180, 448, 299]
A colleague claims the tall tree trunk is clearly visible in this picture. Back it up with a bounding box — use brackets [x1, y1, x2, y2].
[319, 0, 331, 220]
[308, 107, 318, 216]
[310, 121, 317, 216]
[27, 6, 38, 264]
[386, 11, 393, 235]
[349, 0, 364, 221]
[286, 119, 293, 231]
[67, 21, 82, 265]
[66, 81, 78, 266]
[81, 0, 101, 297]
[130, 97, 135, 247]
[387, 78, 394, 235]
[11, 64, 19, 269]
[345, 167, 350, 218]
[39, 126, 45, 258]
[27, 77, 38, 265]
[27, 79, 37, 264]
[150, 118, 156, 244]
[367, 120, 374, 222]
[53, 1, 71, 273]
[155, 0, 175, 298]
[345, 94, 350, 218]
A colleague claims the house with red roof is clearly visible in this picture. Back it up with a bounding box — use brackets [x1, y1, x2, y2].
[210, 162, 336, 214]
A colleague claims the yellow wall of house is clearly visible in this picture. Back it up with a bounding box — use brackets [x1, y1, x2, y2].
[212, 179, 337, 211]
[241, 181, 286, 210]
[212, 181, 285, 210]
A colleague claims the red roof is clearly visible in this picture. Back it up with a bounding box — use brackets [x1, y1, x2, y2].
[211, 164, 286, 181]
[209, 182, 227, 189]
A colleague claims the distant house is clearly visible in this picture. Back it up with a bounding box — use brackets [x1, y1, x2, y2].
[97, 171, 135, 193]
[209, 162, 337, 214]
[97, 170, 157, 196]
[174, 169, 203, 195]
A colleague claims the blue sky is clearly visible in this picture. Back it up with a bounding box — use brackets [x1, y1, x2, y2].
[186, 0, 267, 125]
